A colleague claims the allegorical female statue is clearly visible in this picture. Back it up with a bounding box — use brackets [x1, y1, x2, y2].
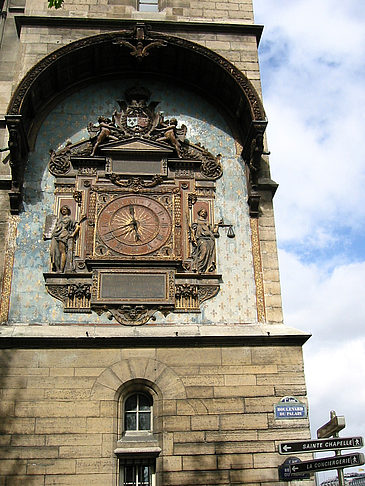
[191, 208, 220, 273]
[49, 205, 80, 273]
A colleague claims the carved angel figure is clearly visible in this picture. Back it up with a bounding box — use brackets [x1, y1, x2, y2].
[155, 118, 187, 158]
[49, 205, 79, 273]
[191, 209, 220, 273]
[89, 116, 120, 156]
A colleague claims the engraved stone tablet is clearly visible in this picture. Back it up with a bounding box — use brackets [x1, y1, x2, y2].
[101, 273, 166, 300]
[112, 159, 164, 175]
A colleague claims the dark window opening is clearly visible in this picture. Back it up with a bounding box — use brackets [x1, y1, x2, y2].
[124, 393, 152, 432]
[123, 464, 152, 486]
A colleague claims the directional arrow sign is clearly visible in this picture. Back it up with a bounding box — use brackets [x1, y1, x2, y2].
[288, 453, 365, 475]
[279, 437, 364, 455]
[278, 457, 310, 481]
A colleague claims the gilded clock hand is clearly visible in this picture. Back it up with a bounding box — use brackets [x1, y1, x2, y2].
[131, 218, 141, 241]
[129, 205, 142, 241]
[101, 222, 134, 237]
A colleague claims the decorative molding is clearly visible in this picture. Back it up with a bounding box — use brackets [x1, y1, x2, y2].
[198, 285, 220, 304]
[107, 174, 163, 190]
[250, 217, 266, 323]
[45, 279, 92, 313]
[0, 216, 19, 323]
[113, 24, 167, 61]
[175, 284, 199, 311]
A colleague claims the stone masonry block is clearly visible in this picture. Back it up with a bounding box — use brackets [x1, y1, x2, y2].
[85, 417, 114, 434]
[26, 459, 76, 475]
[0, 459, 27, 475]
[173, 431, 205, 443]
[35, 417, 87, 434]
[221, 348, 251, 365]
[191, 415, 219, 430]
[186, 386, 214, 398]
[163, 455, 182, 472]
[59, 445, 101, 458]
[45, 389, 91, 400]
[251, 347, 302, 365]
[217, 452, 253, 469]
[181, 375, 224, 387]
[11, 435, 45, 447]
[75, 458, 113, 473]
[44, 473, 113, 485]
[205, 430, 258, 443]
[230, 467, 277, 482]
[0, 418, 35, 435]
[214, 385, 274, 398]
[162, 470, 229, 485]
[27, 376, 95, 390]
[96, 368, 122, 391]
[174, 442, 215, 455]
[46, 433, 102, 446]
[220, 413, 268, 430]
[0, 446, 58, 459]
[257, 373, 305, 386]
[244, 396, 277, 413]
[224, 374, 256, 386]
[157, 348, 221, 367]
[14, 401, 100, 418]
[182, 454, 217, 470]
[2, 474, 44, 486]
[163, 415, 190, 432]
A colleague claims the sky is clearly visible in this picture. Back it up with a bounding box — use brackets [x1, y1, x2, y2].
[253, 0, 365, 482]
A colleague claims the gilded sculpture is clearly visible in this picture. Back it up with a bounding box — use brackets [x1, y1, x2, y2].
[191, 209, 221, 273]
[47, 205, 80, 273]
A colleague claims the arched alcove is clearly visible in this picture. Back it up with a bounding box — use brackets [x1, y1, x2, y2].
[5, 24, 267, 213]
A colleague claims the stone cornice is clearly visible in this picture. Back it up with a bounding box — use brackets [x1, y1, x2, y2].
[14, 15, 263, 44]
[0, 324, 311, 347]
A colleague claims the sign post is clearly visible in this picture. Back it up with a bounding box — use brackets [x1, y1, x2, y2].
[317, 411, 346, 486]
[278, 411, 364, 483]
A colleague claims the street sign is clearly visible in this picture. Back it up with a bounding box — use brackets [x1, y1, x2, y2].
[275, 397, 307, 420]
[278, 457, 310, 481]
[288, 453, 365, 475]
[317, 415, 345, 438]
[279, 437, 364, 455]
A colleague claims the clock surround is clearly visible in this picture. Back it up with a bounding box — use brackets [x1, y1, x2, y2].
[43, 88, 224, 325]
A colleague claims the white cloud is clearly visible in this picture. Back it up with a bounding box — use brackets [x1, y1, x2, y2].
[253, 5, 365, 475]
[254, 0, 365, 248]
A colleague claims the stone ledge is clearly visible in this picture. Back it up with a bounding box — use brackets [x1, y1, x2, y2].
[15, 15, 263, 44]
[0, 323, 311, 347]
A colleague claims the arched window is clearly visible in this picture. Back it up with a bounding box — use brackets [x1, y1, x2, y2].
[124, 393, 153, 433]
[116, 386, 160, 486]
[137, 0, 159, 12]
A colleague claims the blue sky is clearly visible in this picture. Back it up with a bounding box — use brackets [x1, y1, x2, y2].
[254, 0, 365, 481]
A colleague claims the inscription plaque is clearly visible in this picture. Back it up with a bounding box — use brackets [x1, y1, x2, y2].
[93, 269, 174, 305]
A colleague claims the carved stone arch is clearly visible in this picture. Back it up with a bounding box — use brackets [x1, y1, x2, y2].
[5, 25, 267, 213]
[91, 357, 187, 401]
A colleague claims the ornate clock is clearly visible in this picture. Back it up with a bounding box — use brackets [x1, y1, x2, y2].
[44, 87, 227, 325]
[97, 195, 172, 256]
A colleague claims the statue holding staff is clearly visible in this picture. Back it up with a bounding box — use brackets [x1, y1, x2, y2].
[47, 205, 81, 273]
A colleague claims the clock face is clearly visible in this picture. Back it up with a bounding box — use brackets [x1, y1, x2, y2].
[97, 195, 172, 256]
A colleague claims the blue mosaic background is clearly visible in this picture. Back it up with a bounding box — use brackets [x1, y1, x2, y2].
[9, 79, 257, 324]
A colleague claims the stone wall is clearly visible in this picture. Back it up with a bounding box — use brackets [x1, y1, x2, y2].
[0, 344, 311, 485]
[24, 0, 254, 24]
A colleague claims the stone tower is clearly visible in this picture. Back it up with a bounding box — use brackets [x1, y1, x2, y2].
[0, 0, 312, 485]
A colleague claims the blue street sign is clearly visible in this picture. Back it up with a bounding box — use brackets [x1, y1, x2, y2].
[275, 397, 307, 419]
[278, 457, 310, 481]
